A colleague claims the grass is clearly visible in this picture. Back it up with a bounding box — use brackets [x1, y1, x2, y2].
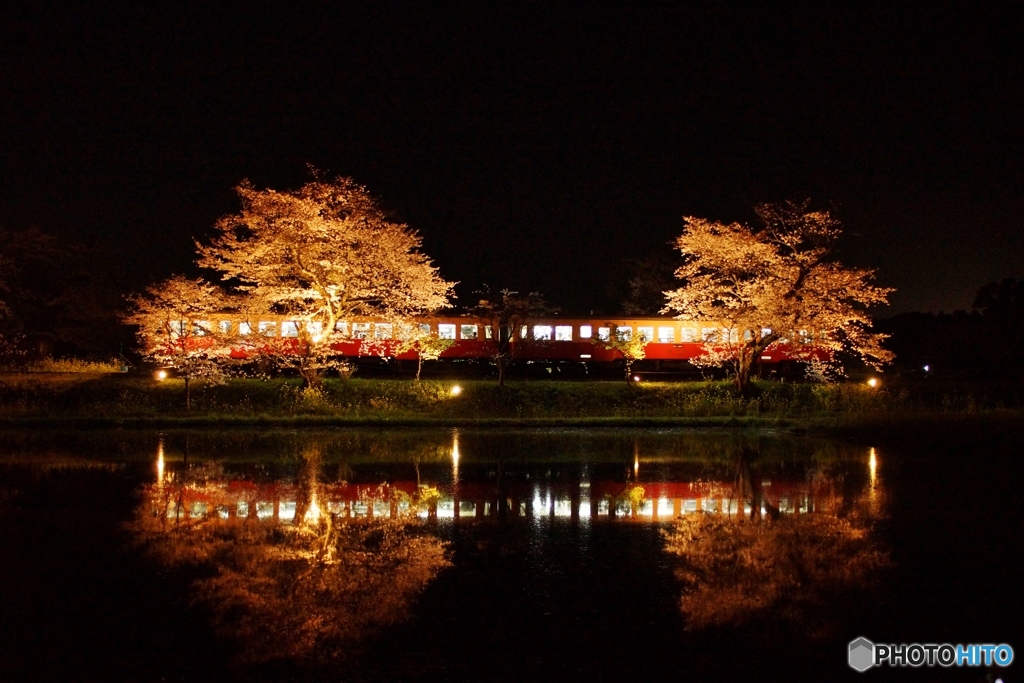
[1, 372, 1019, 431]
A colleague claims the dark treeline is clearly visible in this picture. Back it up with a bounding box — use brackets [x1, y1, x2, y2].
[876, 278, 1024, 380]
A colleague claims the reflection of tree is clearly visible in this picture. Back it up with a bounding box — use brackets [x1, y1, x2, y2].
[129, 450, 449, 664]
[662, 513, 888, 630]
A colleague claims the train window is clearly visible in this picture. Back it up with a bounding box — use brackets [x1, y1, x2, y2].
[520, 325, 528, 339]
[374, 323, 393, 339]
[306, 322, 323, 338]
[616, 326, 632, 341]
[680, 327, 697, 342]
[193, 321, 210, 336]
[761, 328, 772, 338]
[419, 323, 431, 334]
[798, 329, 812, 343]
[170, 321, 186, 337]
[336, 321, 349, 337]
[438, 323, 456, 340]
[555, 325, 572, 341]
[352, 322, 370, 339]
[743, 329, 752, 341]
[484, 325, 493, 339]
[637, 326, 653, 342]
[258, 321, 277, 337]
[461, 324, 478, 340]
[579, 325, 593, 339]
[218, 320, 232, 335]
[281, 321, 299, 338]
[239, 322, 252, 336]
[701, 327, 719, 343]
[533, 325, 552, 341]
[598, 326, 611, 341]
[727, 328, 739, 343]
[657, 327, 674, 343]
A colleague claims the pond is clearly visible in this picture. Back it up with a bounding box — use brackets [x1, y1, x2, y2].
[0, 428, 1019, 680]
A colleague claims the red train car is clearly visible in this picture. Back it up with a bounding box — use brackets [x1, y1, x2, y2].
[174, 313, 828, 377]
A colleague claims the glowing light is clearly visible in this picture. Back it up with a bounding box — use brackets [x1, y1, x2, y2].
[156, 439, 165, 485]
[304, 493, 322, 523]
[155, 369, 168, 381]
[451, 428, 460, 485]
[632, 375, 641, 382]
[923, 364, 930, 372]
[450, 385, 462, 397]
[869, 447, 877, 483]
[867, 377, 879, 388]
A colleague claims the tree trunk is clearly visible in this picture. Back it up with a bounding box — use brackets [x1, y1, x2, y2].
[624, 360, 633, 385]
[184, 376, 191, 411]
[416, 356, 423, 381]
[300, 362, 323, 391]
[497, 356, 506, 387]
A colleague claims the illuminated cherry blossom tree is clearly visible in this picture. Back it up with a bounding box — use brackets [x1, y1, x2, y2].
[395, 324, 456, 380]
[197, 175, 454, 387]
[124, 275, 231, 409]
[663, 201, 894, 391]
[469, 288, 556, 386]
[599, 322, 648, 384]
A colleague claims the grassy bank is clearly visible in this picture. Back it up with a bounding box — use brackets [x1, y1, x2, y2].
[1, 373, 1019, 430]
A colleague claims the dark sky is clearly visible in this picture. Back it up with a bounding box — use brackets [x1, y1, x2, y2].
[2, 2, 1022, 314]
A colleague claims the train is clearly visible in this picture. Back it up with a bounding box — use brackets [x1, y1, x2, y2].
[169, 312, 829, 380]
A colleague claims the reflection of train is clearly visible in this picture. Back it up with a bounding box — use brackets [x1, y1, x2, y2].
[150, 477, 849, 525]
[179, 313, 829, 378]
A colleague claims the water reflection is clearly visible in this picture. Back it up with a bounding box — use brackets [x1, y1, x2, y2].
[662, 448, 888, 633]
[130, 444, 450, 664]
[121, 430, 888, 658]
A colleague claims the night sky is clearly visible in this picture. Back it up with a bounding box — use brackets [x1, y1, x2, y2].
[2, 3, 1022, 315]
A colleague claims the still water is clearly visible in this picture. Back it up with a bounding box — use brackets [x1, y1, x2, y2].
[0, 428, 1019, 680]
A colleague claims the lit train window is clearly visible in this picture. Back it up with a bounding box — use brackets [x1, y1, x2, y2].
[171, 321, 187, 337]
[335, 321, 348, 337]
[374, 323, 393, 339]
[616, 326, 632, 341]
[701, 327, 718, 342]
[798, 329, 812, 343]
[352, 322, 370, 339]
[258, 321, 277, 337]
[657, 327, 674, 343]
[728, 328, 739, 343]
[637, 326, 653, 342]
[598, 326, 610, 341]
[484, 325, 493, 339]
[761, 328, 772, 338]
[438, 323, 456, 340]
[533, 325, 552, 340]
[218, 321, 232, 335]
[281, 321, 299, 338]
[419, 323, 431, 334]
[307, 321, 323, 337]
[579, 325, 593, 339]
[461, 324, 478, 340]
[194, 321, 210, 336]
[239, 322, 252, 336]
[520, 325, 528, 339]
[680, 327, 697, 342]
[555, 325, 572, 341]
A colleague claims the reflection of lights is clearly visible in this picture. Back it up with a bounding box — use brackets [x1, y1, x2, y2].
[156, 439, 165, 485]
[634, 454, 639, 478]
[304, 493, 321, 523]
[869, 447, 877, 483]
[155, 369, 168, 381]
[867, 377, 879, 388]
[450, 385, 462, 397]
[451, 429, 460, 484]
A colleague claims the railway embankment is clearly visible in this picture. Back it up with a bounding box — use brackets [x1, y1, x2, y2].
[0, 374, 1020, 436]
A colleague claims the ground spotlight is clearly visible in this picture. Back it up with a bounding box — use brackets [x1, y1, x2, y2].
[155, 370, 168, 381]
[450, 385, 462, 397]
[866, 377, 879, 388]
